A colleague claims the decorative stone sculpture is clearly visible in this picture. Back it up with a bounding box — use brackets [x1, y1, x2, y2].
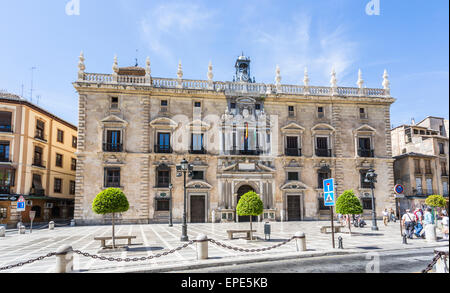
[207, 61, 214, 89]
[330, 67, 338, 95]
[303, 67, 310, 94]
[177, 61, 183, 88]
[382, 69, 390, 96]
[78, 51, 85, 81]
[357, 69, 364, 89]
[275, 65, 282, 93]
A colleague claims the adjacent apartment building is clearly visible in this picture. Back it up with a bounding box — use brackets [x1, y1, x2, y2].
[392, 117, 449, 211]
[73, 53, 396, 225]
[0, 91, 78, 227]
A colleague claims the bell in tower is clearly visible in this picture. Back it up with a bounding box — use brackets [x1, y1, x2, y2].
[234, 53, 255, 83]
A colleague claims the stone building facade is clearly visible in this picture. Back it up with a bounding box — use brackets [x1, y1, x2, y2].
[73, 53, 396, 225]
[391, 117, 449, 210]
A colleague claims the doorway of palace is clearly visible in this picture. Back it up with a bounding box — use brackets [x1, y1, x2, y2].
[190, 195, 206, 223]
[287, 195, 302, 221]
[236, 185, 258, 222]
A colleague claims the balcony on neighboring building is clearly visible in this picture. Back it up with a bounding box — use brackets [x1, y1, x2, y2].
[32, 158, 46, 168]
[103, 143, 123, 153]
[358, 149, 375, 158]
[425, 168, 433, 175]
[414, 168, 423, 175]
[315, 148, 332, 157]
[225, 148, 262, 156]
[189, 147, 207, 155]
[0, 125, 12, 133]
[34, 131, 47, 142]
[0, 186, 11, 194]
[154, 145, 173, 154]
[285, 148, 302, 157]
[29, 188, 45, 196]
[0, 156, 11, 163]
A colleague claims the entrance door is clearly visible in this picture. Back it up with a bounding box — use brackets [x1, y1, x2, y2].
[287, 195, 301, 221]
[190, 195, 206, 223]
[237, 185, 258, 223]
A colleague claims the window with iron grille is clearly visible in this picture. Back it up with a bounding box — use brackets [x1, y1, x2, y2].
[0, 111, 12, 132]
[0, 141, 10, 162]
[72, 136, 77, 148]
[156, 199, 170, 211]
[71, 158, 77, 171]
[156, 166, 170, 187]
[69, 180, 76, 195]
[288, 106, 295, 117]
[54, 178, 62, 193]
[104, 168, 121, 188]
[111, 97, 119, 109]
[36, 120, 45, 140]
[318, 107, 324, 118]
[362, 198, 372, 210]
[192, 171, 204, 180]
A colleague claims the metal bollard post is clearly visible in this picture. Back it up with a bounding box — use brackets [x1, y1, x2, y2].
[17, 222, 22, 229]
[49, 221, 55, 230]
[435, 248, 449, 273]
[402, 233, 407, 244]
[196, 234, 208, 260]
[295, 232, 307, 252]
[19, 225, 26, 235]
[425, 224, 437, 242]
[0, 226, 5, 237]
[70, 219, 75, 227]
[338, 236, 344, 249]
[55, 245, 73, 273]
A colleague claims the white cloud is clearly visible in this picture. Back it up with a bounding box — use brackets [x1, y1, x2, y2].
[140, 2, 215, 62]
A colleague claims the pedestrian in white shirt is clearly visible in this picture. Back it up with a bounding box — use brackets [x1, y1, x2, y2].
[402, 209, 416, 239]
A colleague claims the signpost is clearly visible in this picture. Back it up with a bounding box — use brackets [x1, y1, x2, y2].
[16, 196, 25, 227]
[29, 211, 36, 233]
[323, 178, 336, 249]
[394, 184, 405, 236]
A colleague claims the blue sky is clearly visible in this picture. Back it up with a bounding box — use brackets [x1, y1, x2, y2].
[0, 0, 448, 126]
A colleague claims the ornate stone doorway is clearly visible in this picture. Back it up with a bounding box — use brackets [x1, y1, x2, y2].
[236, 185, 258, 222]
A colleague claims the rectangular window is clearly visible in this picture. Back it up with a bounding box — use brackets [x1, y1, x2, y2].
[0, 169, 15, 194]
[288, 106, 295, 117]
[318, 107, 324, 118]
[318, 171, 330, 189]
[55, 154, 63, 168]
[69, 180, 76, 195]
[104, 168, 120, 188]
[71, 158, 77, 171]
[359, 108, 368, 119]
[0, 111, 12, 132]
[360, 170, 372, 189]
[72, 136, 77, 148]
[426, 178, 433, 195]
[316, 137, 330, 157]
[358, 138, 373, 157]
[414, 159, 421, 173]
[0, 141, 10, 162]
[416, 178, 423, 194]
[33, 146, 43, 167]
[161, 100, 168, 106]
[105, 130, 122, 152]
[111, 97, 119, 109]
[442, 162, 448, 176]
[156, 199, 170, 211]
[425, 160, 432, 174]
[443, 181, 448, 195]
[57, 129, 64, 143]
[191, 134, 204, 151]
[0, 207, 7, 219]
[36, 120, 45, 140]
[362, 198, 373, 210]
[192, 171, 204, 180]
[439, 143, 445, 155]
[157, 170, 170, 187]
[156, 133, 171, 153]
[194, 102, 201, 108]
[288, 172, 299, 181]
[31, 174, 44, 196]
[54, 178, 62, 193]
[230, 103, 236, 109]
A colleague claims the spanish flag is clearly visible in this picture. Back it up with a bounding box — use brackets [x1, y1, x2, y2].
[245, 122, 249, 140]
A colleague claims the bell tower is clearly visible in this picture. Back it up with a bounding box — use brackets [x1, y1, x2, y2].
[234, 53, 255, 83]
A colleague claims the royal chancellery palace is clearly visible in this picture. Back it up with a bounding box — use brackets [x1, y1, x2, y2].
[73, 53, 396, 225]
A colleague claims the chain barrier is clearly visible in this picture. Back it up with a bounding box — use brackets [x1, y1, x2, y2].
[0, 236, 300, 271]
[0, 252, 56, 272]
[422, 251, 448, 273]
[208, 236, 297, 253]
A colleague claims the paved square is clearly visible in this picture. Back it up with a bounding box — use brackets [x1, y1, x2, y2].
[0, 221, 447, 273]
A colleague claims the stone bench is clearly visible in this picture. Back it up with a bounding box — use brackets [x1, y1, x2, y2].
[226, 230, 257, 240]
[94, 235, 137, 248]
[320, 226, 343, 234]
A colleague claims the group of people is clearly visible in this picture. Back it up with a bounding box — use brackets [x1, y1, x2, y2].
[382, 208, 397, 226]
[401, 207, 449, 240]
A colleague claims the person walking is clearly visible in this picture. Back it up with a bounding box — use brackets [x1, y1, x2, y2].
[383, 209, 389, 226]
[402, 209, 416, 239]
[441, 211, 449, 240]
[413, 208, 424, 238]
[389, 208, 396, 222]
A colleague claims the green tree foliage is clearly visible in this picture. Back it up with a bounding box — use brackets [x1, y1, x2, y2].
[92, 188, 129, 215]
[335, 190, 363, 215]
[236, 191, 264, 216]
[425, 195, 447, 208]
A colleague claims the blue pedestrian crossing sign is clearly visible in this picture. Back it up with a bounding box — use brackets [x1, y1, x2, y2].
[17, 196, 26, 212]
[323, 178, 335, 207]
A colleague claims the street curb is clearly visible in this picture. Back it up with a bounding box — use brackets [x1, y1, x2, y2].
[85, 243, 448, 273]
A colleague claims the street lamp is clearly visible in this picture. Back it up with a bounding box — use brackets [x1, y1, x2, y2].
[168, 183, 173, 227]
[365, 169, 379, 231]
[176, 158, 193, 241]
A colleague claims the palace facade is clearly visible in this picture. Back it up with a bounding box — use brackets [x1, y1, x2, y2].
[73, 53, 396, 224]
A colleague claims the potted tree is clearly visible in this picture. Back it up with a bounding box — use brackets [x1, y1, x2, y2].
[236, 191, 263, 241]
[425, 194, 447, 222]
[92, 188, 129, 248]
[335, 190, 363, 236]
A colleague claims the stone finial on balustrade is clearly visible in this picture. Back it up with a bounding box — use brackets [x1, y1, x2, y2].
[145, 57, 151, 84]
[382, 69, 390, 97]
[177, 61, 183, 88]
[357, 69, 364, 89]
[112, 55, 119, 83]
[275, 65, 282, 93]
[77, 51, 85, 81]
[207, 61, 214, 89]
[303, 67, 310, 95]
[330, 67, 338, 95]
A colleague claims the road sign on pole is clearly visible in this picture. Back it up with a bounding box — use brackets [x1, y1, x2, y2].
[17, 196, 25, 212]
[29, 211, 36, 233]
[323, 178, 336, 249]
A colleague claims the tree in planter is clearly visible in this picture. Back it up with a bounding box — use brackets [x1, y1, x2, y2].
[236, 191, 264, 240]
[92, 188, 129, 248]
[425, 195, 447, 222]
[335, 190, 363, 235]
